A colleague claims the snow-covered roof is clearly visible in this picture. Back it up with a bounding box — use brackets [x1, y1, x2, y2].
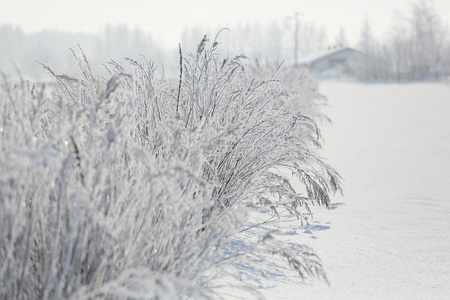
[298, 47, 358, 65]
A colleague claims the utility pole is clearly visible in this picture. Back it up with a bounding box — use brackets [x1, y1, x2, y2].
[294, 12, 299, 67]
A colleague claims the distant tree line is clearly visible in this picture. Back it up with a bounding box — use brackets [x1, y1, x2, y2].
[351, 1, 450, 81]
[0, 25, 166, 79]
[0, 19, 331, 80]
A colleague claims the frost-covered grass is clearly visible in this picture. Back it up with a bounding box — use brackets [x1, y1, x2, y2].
[0, 36, 340, 299]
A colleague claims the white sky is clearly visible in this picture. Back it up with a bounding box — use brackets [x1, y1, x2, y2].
[1, 0, 450, 49]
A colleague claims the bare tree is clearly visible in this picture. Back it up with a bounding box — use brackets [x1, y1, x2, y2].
[356, 15, 378, 80]
[335, 26, 349, 47]
[352, 0, 449, 82]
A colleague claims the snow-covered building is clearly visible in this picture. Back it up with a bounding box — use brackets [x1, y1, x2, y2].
[298, 46, 360, 76]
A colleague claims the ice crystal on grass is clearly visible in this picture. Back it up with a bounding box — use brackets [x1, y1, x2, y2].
[0, 36, 340, 299]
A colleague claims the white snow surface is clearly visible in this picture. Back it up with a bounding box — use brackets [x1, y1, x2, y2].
[260, 81, 450, 299]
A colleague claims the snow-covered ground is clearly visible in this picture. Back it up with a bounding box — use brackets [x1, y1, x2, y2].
[263, 81, 450, 299]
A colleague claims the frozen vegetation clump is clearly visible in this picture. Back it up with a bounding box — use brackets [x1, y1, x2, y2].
[0, 35, 341, 299]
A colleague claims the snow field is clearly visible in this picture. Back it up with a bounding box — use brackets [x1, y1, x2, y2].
[264, 81, 450, 299]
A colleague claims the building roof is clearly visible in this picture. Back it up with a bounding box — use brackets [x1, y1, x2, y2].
[298, 47, 358, 66]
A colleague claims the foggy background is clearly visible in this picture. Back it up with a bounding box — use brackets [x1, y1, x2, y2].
[1, 0, 450, 80]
